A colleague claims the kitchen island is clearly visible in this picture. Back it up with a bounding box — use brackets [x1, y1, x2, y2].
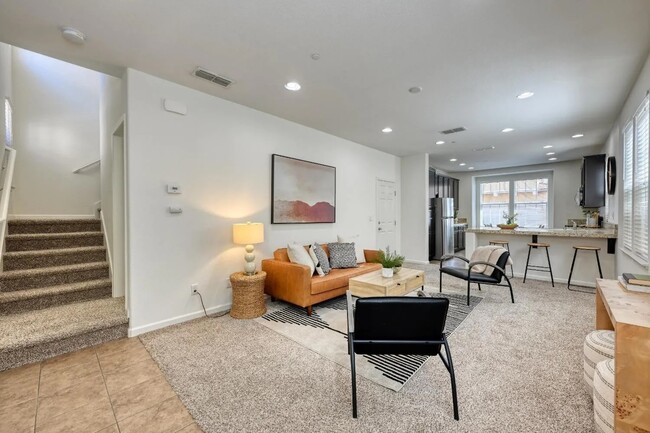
[465, 227, 617, 287]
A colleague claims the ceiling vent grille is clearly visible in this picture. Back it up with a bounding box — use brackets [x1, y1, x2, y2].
[192, 67, 233, 88]
[439, 127, 466, 135]
[473, 145, 496, 152]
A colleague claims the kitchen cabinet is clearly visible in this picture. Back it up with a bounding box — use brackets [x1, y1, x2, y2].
[580, 154, 606, 208]
[429, 169, 460, 212]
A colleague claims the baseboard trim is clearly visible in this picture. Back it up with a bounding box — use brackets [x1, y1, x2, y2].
[404, 259, 430, 265]
[8, 214, 97, 220]
[511, 272, 596, 288]
[128, 302, 232, 337]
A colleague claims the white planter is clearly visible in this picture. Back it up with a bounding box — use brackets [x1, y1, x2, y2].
[381, 267, 394, 278]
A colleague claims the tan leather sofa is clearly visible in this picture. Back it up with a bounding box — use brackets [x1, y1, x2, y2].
[262, 245, 381, 315]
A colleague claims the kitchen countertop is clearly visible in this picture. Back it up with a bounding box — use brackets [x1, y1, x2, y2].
[466, 227, 617, 239]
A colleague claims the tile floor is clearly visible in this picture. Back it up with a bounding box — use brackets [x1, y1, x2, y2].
[0, 337, 202, 433]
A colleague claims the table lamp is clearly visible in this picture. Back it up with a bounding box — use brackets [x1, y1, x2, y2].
[232, 222, 264, 275]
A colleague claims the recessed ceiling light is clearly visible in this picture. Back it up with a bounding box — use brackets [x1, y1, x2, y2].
[501, 128, 514, 133]
[436, 140, 445, 145]
[459, 163, 466, 166]
[450, 158, 457, 162]
[382, 127, 393, 133]
[409, 86, 422, 94]
[549, 157, 557, 161]
[517, 91, 535, 99]
[61, 26, 86, 44]
[468, 167, 475, 170]
[543, 145, 553, 149]
[572, 133, 584, 138]
[546, 152, 555, 156]
[284, 82, 301, 91]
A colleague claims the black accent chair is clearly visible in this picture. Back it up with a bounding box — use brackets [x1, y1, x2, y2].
[439, 251, 514, 306]
[346, 291, 459, 420]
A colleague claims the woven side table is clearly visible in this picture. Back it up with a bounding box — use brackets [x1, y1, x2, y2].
[229, 271, 267, 319]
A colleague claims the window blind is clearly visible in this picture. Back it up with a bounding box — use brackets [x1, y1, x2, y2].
[622, 122, 634, 251]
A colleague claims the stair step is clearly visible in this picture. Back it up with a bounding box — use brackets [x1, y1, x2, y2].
[0, 279, 112, 314]
[8, 218, 101, 234]
[0, 297, 128, 371]
[0, 262, 109, 292]
[5, 232, 104, 252]
[3, 246, 108, 271]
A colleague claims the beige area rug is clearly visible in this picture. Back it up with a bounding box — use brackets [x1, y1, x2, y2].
[139, 264, 596, 433]
[255, 290, 482, 391]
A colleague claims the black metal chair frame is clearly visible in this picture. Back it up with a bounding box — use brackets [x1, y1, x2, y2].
[346, 291, 459, 421]
[439, 254, 515, 306]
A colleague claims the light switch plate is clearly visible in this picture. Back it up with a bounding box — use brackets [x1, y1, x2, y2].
[168, 206, 183, 214]
[167, 184, 182, 194]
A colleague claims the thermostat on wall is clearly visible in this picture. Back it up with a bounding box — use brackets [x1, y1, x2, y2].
[163, 99, 187, 115]
[167, 183, 182, 194]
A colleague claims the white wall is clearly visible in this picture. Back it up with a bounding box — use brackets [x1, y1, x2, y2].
[601, 51, 650, 275]
[448, 159, 584, 228]
[125, 69, 400, 334]
[0, 43, 11, 149]
[400, 153, 429, 263]
[11, 48, 101, 217]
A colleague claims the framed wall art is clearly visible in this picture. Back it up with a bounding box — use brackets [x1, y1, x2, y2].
[271, 154, 336, 224]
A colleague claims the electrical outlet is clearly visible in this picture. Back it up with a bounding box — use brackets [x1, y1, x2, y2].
[191, 283, 199, 295]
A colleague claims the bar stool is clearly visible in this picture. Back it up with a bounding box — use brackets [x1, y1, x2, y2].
[489, 240, 514, 278]
[568, 246, 603, 289]
[523, 243, 554, 287]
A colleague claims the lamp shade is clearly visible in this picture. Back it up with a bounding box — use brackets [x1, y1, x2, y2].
[233, 222, 264, 245]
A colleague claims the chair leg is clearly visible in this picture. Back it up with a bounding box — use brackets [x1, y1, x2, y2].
[523, 246, 531, 283]
[506, 245, 514, 278]
[466, 278, 471, 306]
[567, 249, 578, 289]
[503, 274, 515, 303]
[349, 336, 358, 418]
[443, 338, 460, 421]
[595, 250, 603, 279]
[545, 247, 554, 287]
[439, 271, 443, 293]
[477, 283, 481, 291]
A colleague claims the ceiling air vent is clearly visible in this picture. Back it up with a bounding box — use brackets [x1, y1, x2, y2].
[439, 127, 467, 135]
[192, 67, 233, 88]
[473, 145, 496, 152]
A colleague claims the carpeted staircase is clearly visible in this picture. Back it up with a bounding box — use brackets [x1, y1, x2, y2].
[0, 218, 128, 371]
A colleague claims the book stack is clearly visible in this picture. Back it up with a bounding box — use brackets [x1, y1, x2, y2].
[619, 273, 650, 293]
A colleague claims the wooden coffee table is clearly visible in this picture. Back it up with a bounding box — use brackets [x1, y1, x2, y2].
[349, 268, 425, 297]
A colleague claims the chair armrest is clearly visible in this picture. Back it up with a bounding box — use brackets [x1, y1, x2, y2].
[346, 290, 355, 333]
[467, 261, 506, 277]
[363, 249, 381, 263]
[261, 259, 313, 306]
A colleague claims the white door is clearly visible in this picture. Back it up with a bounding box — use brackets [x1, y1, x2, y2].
[376, 179, 397, 251]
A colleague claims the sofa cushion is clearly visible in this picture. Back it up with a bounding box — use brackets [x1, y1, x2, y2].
[273, 244, 332, 262]
[311, 262, 382, 295]
[337, 234, 365, 263]
[311, 243, 331, 274]
[328, 242, 358, 269]
[287, 243, 315, 275]
[308, 245, 325, 276]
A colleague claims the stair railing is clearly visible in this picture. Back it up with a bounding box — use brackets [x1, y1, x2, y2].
[73, 159, 100, 173]
[0, 146, 16, 264]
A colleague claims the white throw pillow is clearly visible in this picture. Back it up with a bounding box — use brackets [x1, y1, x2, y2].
[308, 245, 325, 276]
[337, 234, 365, 263]
[287, 243, 315, 275]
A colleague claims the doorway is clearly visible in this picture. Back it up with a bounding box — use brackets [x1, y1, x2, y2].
[376, 179, 397, 251]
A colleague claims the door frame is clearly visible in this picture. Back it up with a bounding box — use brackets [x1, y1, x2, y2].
[110, 115, 129, 315]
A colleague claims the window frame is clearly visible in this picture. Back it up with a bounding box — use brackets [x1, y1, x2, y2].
[473, 170, 554, 228]
[621, 94, 650, 266]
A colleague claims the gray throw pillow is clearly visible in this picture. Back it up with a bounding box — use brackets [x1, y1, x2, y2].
[328, 242, 358, 269]
[312, 243, 331, 274]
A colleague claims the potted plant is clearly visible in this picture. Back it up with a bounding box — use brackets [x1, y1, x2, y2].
[497, 211, 519, 230]
[374, 247, 405, 278]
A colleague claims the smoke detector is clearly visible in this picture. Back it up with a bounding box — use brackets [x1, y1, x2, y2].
[61, 27, 86, 44]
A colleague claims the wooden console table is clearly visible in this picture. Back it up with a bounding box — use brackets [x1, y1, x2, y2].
[595, 279, 650, 432]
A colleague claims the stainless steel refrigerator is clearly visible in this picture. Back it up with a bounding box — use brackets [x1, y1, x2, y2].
[430, 197, 455, 260]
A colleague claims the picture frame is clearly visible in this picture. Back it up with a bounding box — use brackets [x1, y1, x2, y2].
[271, 154, 336, 224]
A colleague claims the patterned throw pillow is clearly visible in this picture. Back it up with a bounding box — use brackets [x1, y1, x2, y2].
[312, 243, 331, 274]
[327, 242, 358, 269]
[308, 245, 325, 276]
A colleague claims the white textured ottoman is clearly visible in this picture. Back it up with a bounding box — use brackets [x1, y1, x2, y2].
[583, 330, 615, 389]
[593, 359, 615, 433]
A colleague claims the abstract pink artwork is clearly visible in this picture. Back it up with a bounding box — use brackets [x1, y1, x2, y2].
[272, 154, 336, 224]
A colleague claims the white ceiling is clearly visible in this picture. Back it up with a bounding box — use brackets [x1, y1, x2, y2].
[1, 0, 649, 172]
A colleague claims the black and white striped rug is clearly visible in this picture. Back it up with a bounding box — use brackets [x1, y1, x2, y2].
[255, 290, 482, 392]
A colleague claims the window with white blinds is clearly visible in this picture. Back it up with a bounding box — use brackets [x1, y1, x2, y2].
[622, 94, 650, 264]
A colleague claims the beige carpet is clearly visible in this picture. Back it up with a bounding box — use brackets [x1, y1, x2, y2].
[140, 264, 596, 433]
